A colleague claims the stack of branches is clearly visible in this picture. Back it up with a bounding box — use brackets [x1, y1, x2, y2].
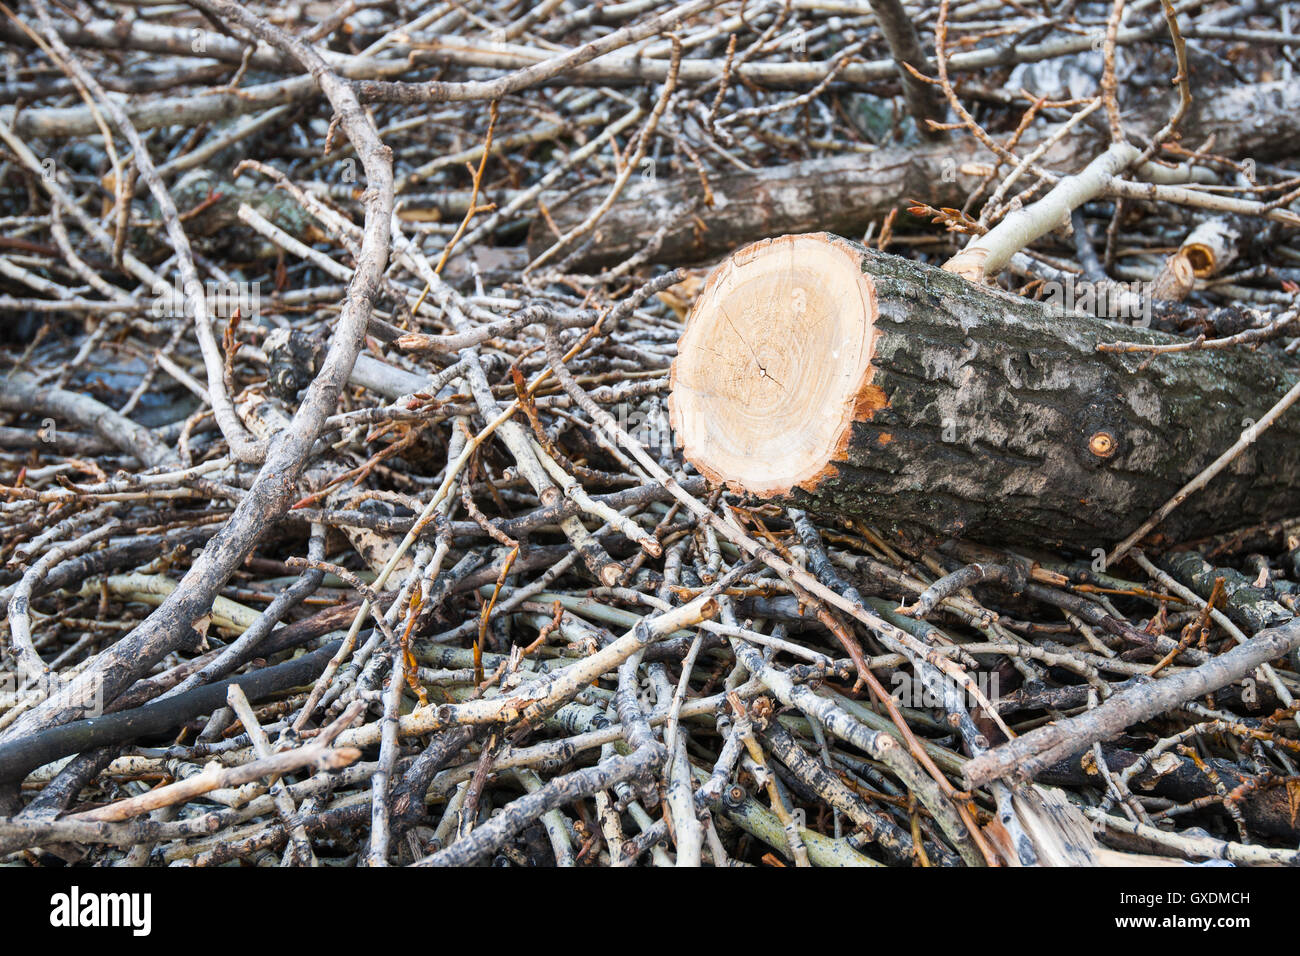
[0, 0, 1298, 867]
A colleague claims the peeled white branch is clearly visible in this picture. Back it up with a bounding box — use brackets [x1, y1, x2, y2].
[944, 143, 1138, 282]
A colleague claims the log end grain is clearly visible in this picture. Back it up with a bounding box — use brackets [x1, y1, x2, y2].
[668, 233, 881, 497]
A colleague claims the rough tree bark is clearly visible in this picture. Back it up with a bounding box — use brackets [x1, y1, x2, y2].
[668, 233, 1300, 548]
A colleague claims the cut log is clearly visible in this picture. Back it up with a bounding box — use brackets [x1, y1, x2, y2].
[533, 80, 1300, 269]
[667, 233, 1300, 549]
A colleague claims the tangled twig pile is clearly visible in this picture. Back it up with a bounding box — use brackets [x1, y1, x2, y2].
[2, 0, 1300, 867]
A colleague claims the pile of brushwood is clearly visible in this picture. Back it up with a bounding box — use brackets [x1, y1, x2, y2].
[2, 0, 1300, 867]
